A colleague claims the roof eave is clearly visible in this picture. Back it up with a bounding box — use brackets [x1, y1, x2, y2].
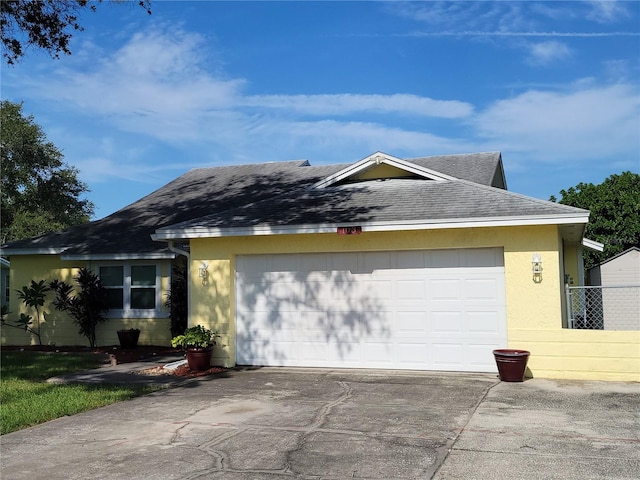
[60, 253, 176, 261]
[1, 247, 69, 256]
[582, 238, 605, 252]
[153, 213, 591, 240]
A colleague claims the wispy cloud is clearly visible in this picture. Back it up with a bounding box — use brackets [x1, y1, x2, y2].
[586, 0, 631, 23]
[526, 40, 572, 66]
[241, 94, 473, 118]
[474, 83, 640, 162]
[16, 26, 475, 150]
[399, 31, 640, 38]
[8, 23, 639, 187]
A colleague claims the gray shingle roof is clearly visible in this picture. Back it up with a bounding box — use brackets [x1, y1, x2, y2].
[407, 152, 506, 188]
[1, 152, 587, 257]
[158, 178, 586, 235]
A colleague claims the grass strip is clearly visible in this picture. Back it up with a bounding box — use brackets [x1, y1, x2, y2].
[1, 351, 161, 434]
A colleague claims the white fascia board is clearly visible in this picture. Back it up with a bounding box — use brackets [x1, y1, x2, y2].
[0, 247, 68, 256]
[312, 152, 388, 188]
[385, 157, 457, 182]
[60, 252, 176, 261]
[582, 238, 605, 252]
[313, 151, 455, 189]
[153, 213, 590, 240]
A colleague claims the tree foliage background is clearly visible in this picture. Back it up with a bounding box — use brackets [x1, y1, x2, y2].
[550, 171, 640, 270]
[1, 100, 94, 244]
[1, 0, 150, 65]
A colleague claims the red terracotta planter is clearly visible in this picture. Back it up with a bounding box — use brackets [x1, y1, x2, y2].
[186, 347, 213, 371]
[493, 349, 530, 382]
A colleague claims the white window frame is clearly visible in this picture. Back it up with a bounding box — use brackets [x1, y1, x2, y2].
[98, 262, 165, 319]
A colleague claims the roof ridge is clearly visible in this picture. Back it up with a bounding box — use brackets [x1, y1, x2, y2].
[189, 159, 310, 172]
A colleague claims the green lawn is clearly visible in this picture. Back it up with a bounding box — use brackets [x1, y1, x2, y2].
[0, 351, 161, 434]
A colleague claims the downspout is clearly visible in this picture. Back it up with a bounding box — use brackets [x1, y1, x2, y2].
[167, 241, 191, 328]
[168, 240, 190, 261]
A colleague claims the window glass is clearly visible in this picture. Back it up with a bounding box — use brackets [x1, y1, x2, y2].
[100, 266, 124, 287]
[99, 264, 158, 313]
[131, 265, 156, 286]
[131, 288, 155, 309]
[105, 289, 124, 309]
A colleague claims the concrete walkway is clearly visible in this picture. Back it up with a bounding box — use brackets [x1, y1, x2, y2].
[1, 361, 638, 479]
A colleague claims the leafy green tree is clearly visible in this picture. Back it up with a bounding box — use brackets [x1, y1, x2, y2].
[50, 268, 109, 348]
[550, 171, 640, 269]
[1, 0, 151, 65]
[1, 100, 94, 244]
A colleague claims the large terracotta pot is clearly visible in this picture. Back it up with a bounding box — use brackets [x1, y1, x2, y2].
[186, 347, 213, 371]
[493, 349, 530, 382]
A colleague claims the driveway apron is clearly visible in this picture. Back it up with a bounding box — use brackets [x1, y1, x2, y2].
[0, 369, 496, 480]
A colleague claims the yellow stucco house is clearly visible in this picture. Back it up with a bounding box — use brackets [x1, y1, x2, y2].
[2, 152, 638, 381]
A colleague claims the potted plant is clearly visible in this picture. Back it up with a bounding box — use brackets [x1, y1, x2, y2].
[117, 328, 141, 349]
[171, 325, 218, 371]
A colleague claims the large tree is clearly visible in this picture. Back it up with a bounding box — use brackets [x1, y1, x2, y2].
[550, 171, 640, 270]
[1, 100, 94, 244]
[1, 0, 151, 65]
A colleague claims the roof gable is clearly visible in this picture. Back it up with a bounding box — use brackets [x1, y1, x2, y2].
[313, 152, 455, 189]
[596, 247, 640, 267]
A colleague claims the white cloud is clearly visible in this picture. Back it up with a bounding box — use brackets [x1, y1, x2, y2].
[387, 1, 533, 32]
[34, 27, 245, 140]
[9, 23, 639, 190]
[586, 1, 630, 23]
[526, 40, 572, 66]
[242, 94, 473, 119]
[17, 25, 476, 158]
[474, 83, 640, 162]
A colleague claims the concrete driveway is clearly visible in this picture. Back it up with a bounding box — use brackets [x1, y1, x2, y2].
[1, 367, 639, 479]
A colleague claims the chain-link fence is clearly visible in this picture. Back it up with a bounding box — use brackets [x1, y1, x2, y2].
[566, 285, 640, 330]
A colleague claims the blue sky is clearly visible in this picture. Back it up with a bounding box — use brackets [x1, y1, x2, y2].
[2, 0, 639, 219]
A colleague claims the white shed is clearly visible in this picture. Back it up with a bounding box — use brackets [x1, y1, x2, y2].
[588, 247, 640, 330]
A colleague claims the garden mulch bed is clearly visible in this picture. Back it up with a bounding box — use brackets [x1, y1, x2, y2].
[1, 345, 228, 378]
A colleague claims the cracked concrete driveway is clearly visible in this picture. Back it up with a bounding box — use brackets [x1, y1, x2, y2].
[1, 368, 496, 480]
[2, 368, 638, 479]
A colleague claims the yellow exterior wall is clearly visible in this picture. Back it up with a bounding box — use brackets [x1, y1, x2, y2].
[5, 225, 638, 381]
[563, 243, 580, 287]
[1, 255, 171, 347]
[190, 225, 639, 381]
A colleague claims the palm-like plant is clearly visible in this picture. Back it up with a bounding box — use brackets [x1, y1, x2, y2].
[15, 280, 51, 345]
[50, 268, 109, 348]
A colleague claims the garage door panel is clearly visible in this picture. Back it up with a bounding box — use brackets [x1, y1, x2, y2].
[431, 343, 465, 368]
[466, 343, 502, 369]
[432, 311, 463, 333]
[396, 311, 429, 336]
[464, 278, 502, 301]
[396, 280, 427, 300]
[466, 311, 502, 334]
[430, 279, 463, 300]
[236, 248, 506, 372]
[396, 342, 429, 365]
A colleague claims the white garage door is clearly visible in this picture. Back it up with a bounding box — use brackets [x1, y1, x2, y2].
[235, 248, 506, 372]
